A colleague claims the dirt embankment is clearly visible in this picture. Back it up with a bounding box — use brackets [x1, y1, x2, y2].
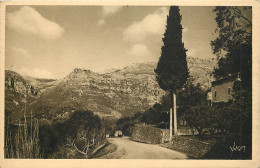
[91, 141, 125, 159]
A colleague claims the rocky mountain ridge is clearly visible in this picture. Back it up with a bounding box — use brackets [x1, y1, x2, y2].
[5, 57, 216, 123]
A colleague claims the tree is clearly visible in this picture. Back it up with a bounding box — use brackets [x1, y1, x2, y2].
[155, 6, 189, 92]
[177, 82, 207, 115]
[211, 6, 252, 86]
[211, 6, 252, 136]
[213, 44, 252, 88]
[39, 124, 59, 158]
[232, 81, 252, 135]
[178, 83, 209, 135]
[211, 7, 252, 56]
[155, 6, 189, 136]
[141, 103, 162, 125]
[54, 110, 104, 157]
[184, 105, 209, 136]
[116, 112, 143, 136]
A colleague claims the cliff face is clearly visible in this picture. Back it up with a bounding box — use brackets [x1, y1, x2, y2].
[187, 57, 217, 90]
[25, 66, 165, 121]
[5, 57, 216, 122]
[5, 70, 38, 113]
[5, 70, 38, 96]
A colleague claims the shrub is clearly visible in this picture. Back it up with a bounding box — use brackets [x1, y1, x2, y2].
[53, 110, 105, 157]
[39, 124, 59, 158]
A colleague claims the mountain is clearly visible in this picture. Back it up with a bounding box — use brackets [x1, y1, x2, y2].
[5, 57, 216, 123]
[5, 70, 38, 119]
[187, 57, 216, 90]
[26, 67, 165, 121]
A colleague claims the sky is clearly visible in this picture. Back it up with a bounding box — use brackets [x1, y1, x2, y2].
[5, 6, 218, 79]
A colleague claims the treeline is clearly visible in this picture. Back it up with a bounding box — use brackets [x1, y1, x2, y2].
[5, 110, 106, 158]
[117, 80, 251, 137]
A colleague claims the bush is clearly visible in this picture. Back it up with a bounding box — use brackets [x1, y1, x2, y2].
[116, 112, 143, 136]
[39, 124, 59, 158]
[184, 105, 211, 136]
[53, 110, 105, 157]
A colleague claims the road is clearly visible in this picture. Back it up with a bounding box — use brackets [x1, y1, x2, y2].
[106, 137, 188, 159]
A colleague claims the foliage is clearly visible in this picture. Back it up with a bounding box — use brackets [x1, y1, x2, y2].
[232, 81, 252, 135]
[54, 110, 105, 157]
[125, 81, 251, 137]
[39, 124, 59, 158]
[5, 111, 41, 158]
[116, 83, 208, 133]
[155, 6, 189, 93]
[214, 44, 252, 86]
[5, 109, 11, 121]
[211, 6, 252, 136]
[177, 82, 207, 115]
[101, 118, 118, 135]
[212, 102, 237, 134]
[116, 112, 142, 136]
[184, 105, 211, 135]
[141, 103, 162, 125]
[154, 6, 189, 135]
[116, 117, 132, 135]
[173, 82, 209, 135]
[211, 6, 252, 56]
[211, 7, 252, 84]
[5, 109, 105, 159]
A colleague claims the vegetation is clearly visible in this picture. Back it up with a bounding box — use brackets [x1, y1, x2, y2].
[211, 7, 252, 87]
[54, 110, 105, 158]
[5, 109, 106, 159]
[116, 112, 142, 136]
[38, 110, 105, 158]
[211, 6, 252, 136]
[117, 81, 251, 138]
[4, 6, 252, 160]
[155, 6, 189, 134]
[5, 110, 41, 158]
[155, 6, 189, 93]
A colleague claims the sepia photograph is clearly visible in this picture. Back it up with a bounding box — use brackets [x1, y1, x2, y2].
[0, 1, 259, 167]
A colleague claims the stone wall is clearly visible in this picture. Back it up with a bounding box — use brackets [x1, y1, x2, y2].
[161, 136, 212, 158]
[131, 124, 169, 144]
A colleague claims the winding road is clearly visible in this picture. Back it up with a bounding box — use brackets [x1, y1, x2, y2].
[106, 137, 188, 159]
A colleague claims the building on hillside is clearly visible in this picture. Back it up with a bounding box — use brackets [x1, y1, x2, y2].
[209, 73, 241, 104]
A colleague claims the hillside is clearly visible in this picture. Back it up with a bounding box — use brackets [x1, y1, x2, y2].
[187, 57, 216, 90]
[25, 67, 165, 121]
[5, 57, 216, 123]
[5, 70, 38, 113]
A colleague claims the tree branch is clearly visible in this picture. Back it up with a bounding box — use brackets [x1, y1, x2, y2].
[232, 7, 252, 26]
[72, 143, 88, 156]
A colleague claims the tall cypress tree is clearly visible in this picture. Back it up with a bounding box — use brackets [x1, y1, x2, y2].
[155, 6, 189, 92]
[155, 6, 189, 135]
